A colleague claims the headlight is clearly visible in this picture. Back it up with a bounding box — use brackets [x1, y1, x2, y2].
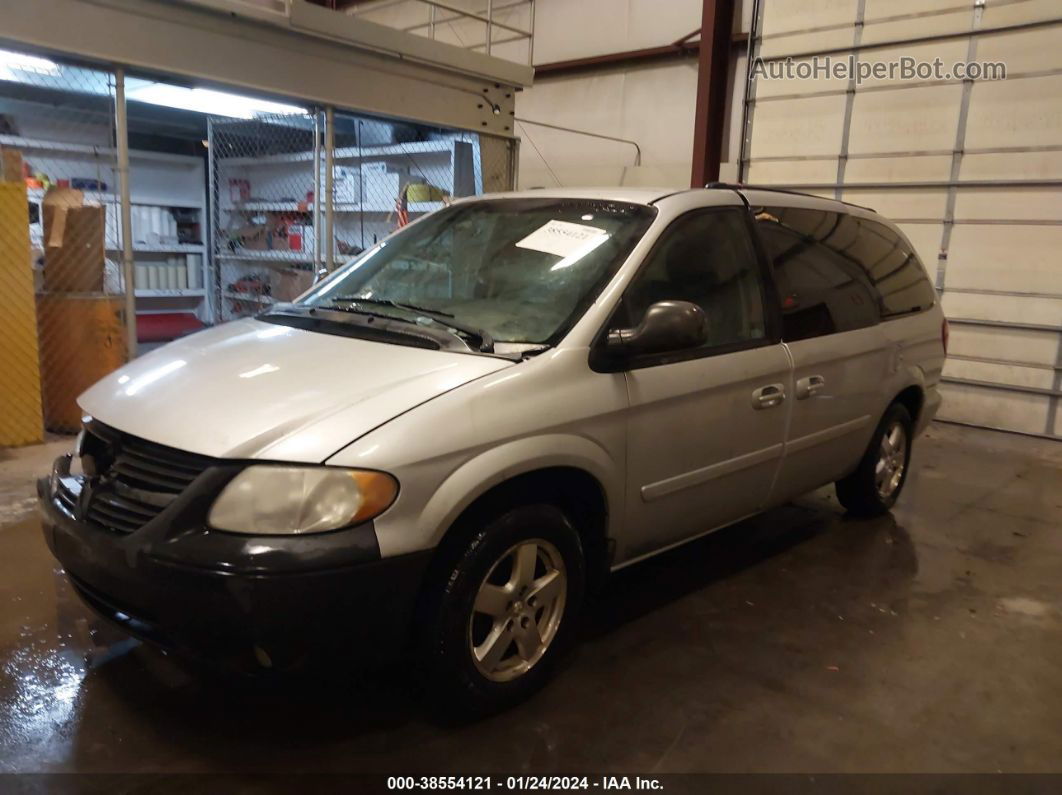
[208, 466, 398, 535]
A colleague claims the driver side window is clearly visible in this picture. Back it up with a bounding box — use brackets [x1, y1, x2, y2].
[618, 208, 768, 350]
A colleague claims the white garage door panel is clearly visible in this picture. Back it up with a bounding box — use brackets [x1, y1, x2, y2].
[749, 94, 849, 158]
[743, 11, 1062, 438]
[855, 41, 968, 90]
[759, 28, 859, 59]
[983, 0, 1062, 27]
[861, 10, 974, 47]
[947, 324, 1059, 367]
[746, 158, 840, 184]
[946, 225, 1062, 294]
[844, 155, 953, 183]
[977, 27, 1062, 73]
[863, 0, 956, 22]
[754, 56, 841, 98]
[952, 188, 1062, 222]
[944, 358, 1057, 391]
[848, 84, 964, 154]
[897, 223, 944, 269]
[760, 0, 857, 37]
[965, 75, 1062, 151]
[942, 292, 1062, 329]
[840, 188, 948, 220]
[938, 383, 1051, 435]
[962, 151, 1062, 181]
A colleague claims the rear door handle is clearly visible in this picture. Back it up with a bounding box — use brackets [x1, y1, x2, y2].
[796, 374, 826, 400]
[751, 383, 786, 410]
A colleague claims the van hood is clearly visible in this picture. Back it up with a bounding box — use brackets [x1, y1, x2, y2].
[78, 318, 513, 461]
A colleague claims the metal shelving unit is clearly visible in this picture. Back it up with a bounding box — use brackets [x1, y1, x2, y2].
[16, 136, 209, 323]
[209, 112, 479, 322]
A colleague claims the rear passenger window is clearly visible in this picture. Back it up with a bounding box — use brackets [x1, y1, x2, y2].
[755, 207, 880, 342]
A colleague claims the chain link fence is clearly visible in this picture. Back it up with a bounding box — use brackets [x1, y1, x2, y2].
[211, 110, 517, 321]
[0, 44, 516, 446]
[0, 57, 124, 441]
[209, 112, 320, 323]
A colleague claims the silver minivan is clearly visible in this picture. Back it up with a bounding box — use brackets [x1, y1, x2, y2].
[39, 186, 946, 713]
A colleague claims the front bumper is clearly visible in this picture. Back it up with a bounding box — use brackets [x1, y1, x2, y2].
[38, 456, 431, 671]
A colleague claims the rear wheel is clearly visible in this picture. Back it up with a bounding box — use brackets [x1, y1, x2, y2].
[419, 503, 585, 717]
[835, 404, 913, 516]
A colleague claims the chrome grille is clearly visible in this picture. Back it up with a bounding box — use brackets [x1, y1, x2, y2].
[55, 478, 79, 515]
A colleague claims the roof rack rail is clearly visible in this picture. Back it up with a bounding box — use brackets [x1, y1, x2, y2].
[702, 182, 875, 213]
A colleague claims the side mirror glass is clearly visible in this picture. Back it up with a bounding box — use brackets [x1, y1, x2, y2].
[606, 300, 709, 357]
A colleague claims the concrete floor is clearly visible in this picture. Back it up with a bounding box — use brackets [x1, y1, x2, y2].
[1, 423, 1060, 774]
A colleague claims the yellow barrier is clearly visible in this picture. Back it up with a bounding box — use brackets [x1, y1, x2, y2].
[0, 180, 44, 446]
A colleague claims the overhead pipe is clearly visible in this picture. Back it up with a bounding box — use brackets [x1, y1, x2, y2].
[514, 117, 642, 166]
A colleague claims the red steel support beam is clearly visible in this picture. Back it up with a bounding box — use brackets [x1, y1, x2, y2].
[689, 0, 735, 187]
[534, 32, 747, 79]
[535, 39, 699, 77]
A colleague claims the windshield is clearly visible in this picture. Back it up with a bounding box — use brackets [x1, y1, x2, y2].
[296, 198, 657, 345]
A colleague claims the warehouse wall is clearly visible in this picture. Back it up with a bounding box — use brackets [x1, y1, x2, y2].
[349, 0, 748, 189]
[743, 0, 1062, 438]
[516, 0, 702, 188]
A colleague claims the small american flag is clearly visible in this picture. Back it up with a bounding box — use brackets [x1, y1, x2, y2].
[394, 186, 409, 229]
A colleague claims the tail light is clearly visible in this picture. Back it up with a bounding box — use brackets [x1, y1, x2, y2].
[942, 317, 949, 355]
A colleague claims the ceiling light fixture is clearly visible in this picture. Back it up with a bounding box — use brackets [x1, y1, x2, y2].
[127, 84, 305, 119]
[0, 49, 60, 77]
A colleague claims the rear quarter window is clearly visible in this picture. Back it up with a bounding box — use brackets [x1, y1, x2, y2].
[754, 206, 881, 342]
[840, 217, 937, 318]
[755, 206, 936, 332]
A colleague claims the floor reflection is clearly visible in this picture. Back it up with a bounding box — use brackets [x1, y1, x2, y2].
[2, 423, 1060, 773]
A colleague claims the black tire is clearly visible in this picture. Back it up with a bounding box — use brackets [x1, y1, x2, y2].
[418, 502, 585, 718]
[836, 403, 913, 517]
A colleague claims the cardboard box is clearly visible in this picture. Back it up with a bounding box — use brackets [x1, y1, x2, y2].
[42, 188, 106, 293]
[37, 295, 126, 432]
[231, 224, 270, 251]
[273, 267, 315, 302]
[1, 148, 23, 182]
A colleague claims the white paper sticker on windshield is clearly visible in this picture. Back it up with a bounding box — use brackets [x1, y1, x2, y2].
[515, 220, 608, 258]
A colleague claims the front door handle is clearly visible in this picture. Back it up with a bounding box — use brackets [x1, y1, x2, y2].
[796, 374, 826, 400]
[751, 383, 786, 410]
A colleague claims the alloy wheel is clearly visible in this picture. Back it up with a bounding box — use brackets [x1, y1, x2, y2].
[468, 538, 567, 683]
[875, 421, 907, 500]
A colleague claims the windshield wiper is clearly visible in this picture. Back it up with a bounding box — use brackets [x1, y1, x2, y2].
[327, 297, 494, 353]
[316, 302, 419, 326]
[329, 295, 457, 318]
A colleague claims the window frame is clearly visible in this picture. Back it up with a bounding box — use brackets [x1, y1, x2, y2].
[590, 205, 782, 373]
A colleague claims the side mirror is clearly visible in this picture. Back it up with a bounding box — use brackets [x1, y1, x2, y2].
[606, 300, 709, 357]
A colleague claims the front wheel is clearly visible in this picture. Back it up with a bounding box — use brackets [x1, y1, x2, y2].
[419, 503, 585, 717]
[835, 404, 913, 516]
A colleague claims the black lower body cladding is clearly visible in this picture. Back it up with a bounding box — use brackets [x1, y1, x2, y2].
[38, 456, 430, 672]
